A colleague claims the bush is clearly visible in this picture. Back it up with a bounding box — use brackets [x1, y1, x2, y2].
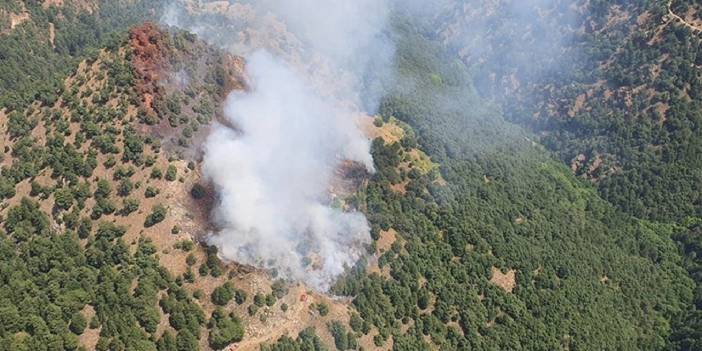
[77, 217, 92, 239]
[117, 179, 133, 197]
[234, 289, 247, 305]
[89, 316, 99, 329]
[247, 304, 258, 316]
[317, 303, 329, 317]
[91, 198, 115, 219]
[144, 156, 156, 167]
[113, 166, 135, 180]
[265, 294, 276, 307]
[157, 331, 176, 351]
[103, 155, 116, 168]
[176, 330, 199, 351]
[208, 315, 244, 350]
[199, 264, 209, 277]
[54, 187, 75, 211]
[150, 167, 162, 179]
[144, 204, 167, 227]
[211, 282, 235, 306]
[328, 321, 349, 350]
[7, 112, 37, 139]
[190, 183, 206, 199]
[120, 198, 139, 216]
[253, 293, 265, 307]
[94, 179, 112, 198]
[193, 289, 203, 300]
[271, 280, 288, 299]
[166, 164, 177, 181]
[69, 312, 87, 335]
[186, 253, 197, 266]
[175, 240, 194, 252]
[145, 186, 159, 198]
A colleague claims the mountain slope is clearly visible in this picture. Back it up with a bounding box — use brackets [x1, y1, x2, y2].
[0, 0, 165, 110]
[425, 0, 702, 347]
[0, 1, 701, 351]
[328, 23, 694, 350]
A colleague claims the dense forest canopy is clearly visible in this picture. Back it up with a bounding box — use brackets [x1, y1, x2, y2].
[0, 0, 701, 350]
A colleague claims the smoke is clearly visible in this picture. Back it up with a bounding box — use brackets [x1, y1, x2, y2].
[162, 0, 392, 290]
[204, 51, 374, 289]
[160, 0, 394, 106]
[428, 0, 580, 97]
[162, 0, 575, 289]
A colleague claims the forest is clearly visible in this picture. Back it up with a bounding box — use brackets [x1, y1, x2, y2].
[0, 0, 701, 350]
[430, 0, 702, 347]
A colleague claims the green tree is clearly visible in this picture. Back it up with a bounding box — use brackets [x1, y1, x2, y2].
[208, 309, 244, 350]
[120, 198, 139, 216]
[144, 204, 167, 227]
[157, 331, 176, 351]
[166, 165, 177, 181]
[211, 282, 235, 306]
[69, 312, 87, 335]
[117, 179, 133, 197]
[176, 330, 199, 351]
[54, 187, 75, 211]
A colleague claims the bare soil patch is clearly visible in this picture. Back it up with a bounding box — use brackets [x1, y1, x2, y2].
[490, 266, 516, 293]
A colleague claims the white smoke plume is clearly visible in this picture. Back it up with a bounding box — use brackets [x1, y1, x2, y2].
[164, 0, 392, 290]
[204, 51, 374, 289]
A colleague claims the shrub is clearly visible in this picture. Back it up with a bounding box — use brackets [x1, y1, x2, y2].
[120, 198, 139, 216]
[145, 186, 159, 198]
[186, 253, 197, 266]
[211, 283, 234, 306]
[265, 294, 276, 307]
[144, 204, 166, 227]
[175, 240, 194, 252]
[103, 155, 116, 168]
[317, 303, 329, 316]
[234, 289, 247, 305]
[69, 312, 87, 335]
[77, 217, 92, 239]
[208, 315, 244, 350]
[165, 165, 177, 181]
[117, 179, 133, 197]
[190, 183, 206, 199]
[253, 294, 265, 307]
[150, 167, 162, 179]
[54, 187, 75, 211]
[247, 304, 258, 316]
[94, 179, 112, 198]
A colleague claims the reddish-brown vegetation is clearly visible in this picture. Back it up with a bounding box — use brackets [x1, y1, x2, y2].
[129, 22, 170, 115]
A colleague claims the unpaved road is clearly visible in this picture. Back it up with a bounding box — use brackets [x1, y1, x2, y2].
[667, 1, 702, 33]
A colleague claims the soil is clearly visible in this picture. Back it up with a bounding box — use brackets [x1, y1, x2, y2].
[489, 266, 516, 293]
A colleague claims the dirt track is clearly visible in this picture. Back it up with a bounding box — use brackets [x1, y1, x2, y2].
[667, 1, 702, 33]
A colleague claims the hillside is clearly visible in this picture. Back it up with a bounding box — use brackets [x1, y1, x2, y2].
[0, 0, 165, 110]
[427, 0, 702, 347]
[0, 22, 367, 351]
[435, 0, 702, 223]
[0, 1, 701, 351]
